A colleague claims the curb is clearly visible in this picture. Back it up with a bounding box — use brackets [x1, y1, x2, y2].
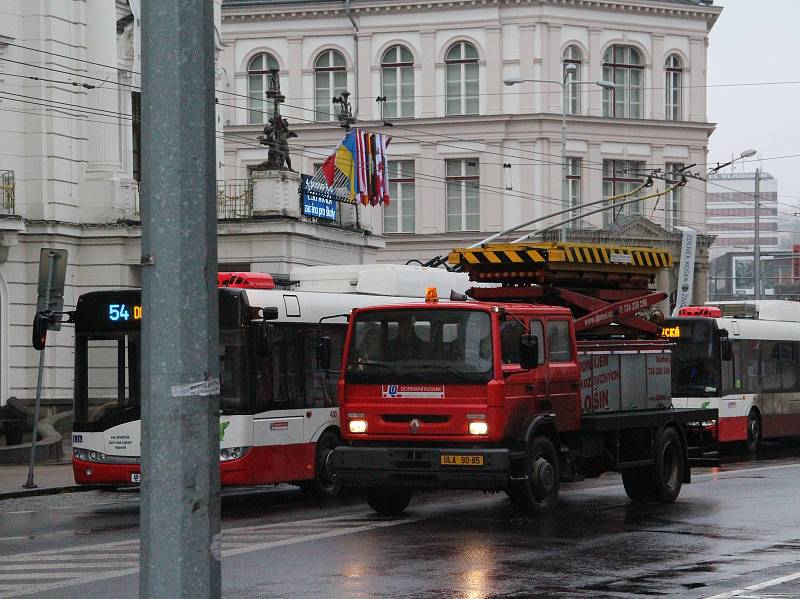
[0, 484, 101, 501]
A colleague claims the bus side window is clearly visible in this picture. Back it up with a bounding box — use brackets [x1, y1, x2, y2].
[761, 341, 781, 392]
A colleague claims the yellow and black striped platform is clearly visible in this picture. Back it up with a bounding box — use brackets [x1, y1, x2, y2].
[448, 242, 672, 281]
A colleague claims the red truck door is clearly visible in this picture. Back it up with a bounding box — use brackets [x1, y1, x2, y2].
[544, 318, 580, 431]
[499, 318, 549, 439]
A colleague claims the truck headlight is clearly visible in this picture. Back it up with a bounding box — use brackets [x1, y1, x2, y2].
[468, 421, 488, 435]
[220, 446, 251, 461]
[349, 419, 368, 434]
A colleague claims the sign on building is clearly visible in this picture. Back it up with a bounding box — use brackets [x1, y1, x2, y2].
[300, 174, 337, 221]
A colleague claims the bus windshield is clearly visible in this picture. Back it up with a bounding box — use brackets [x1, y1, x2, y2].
[74, 332, 141, 431]
[345, 309, 494, 384]
[664, 318, 721, 397]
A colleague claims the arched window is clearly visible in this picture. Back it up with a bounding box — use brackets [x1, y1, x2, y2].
[248, 53, 279, 125]
[381, 46, 414, 119]
[445, 42, 479, 116]
[602, 45, 643, 118]
[314, 50, 347, 122]
[665, 54, 683, 121]
[563, 45, 582, 115]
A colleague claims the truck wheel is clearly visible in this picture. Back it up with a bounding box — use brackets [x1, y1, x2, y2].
[509, 435, 560, 514]
[622, 467, 655, 503]
[365, 487, 413, 515]
[300, 430, 342, 500]
[746, 409, 762, 454]
[651, 426, 684, 503]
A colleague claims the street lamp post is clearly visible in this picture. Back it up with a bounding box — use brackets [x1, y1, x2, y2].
[504, 73, 615, 242]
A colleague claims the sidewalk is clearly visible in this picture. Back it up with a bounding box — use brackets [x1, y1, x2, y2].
[0, 463, 84, 500]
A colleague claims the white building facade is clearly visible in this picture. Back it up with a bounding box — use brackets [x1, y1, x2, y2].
[220, 0, 722, 263]
[0, 0, 382, 409]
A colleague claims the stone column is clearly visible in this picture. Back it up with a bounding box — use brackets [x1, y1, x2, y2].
[355, 32, 372, 120]
[652, 34, 665, 120]
[252, 170, 301, 218]
[485, 26, 503, 114]
[81, 0, 122, 220]
[420, 32, 437, 118]
[588, 28, 602, 117]
[586, 142, 603, 228]
[286, 37, 303, 120]
[689, 37, 706, 122]
[544, 24, 562, 114]
[518, 25, 536, 113]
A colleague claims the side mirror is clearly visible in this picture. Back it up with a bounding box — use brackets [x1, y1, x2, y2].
[721, 338, 732, 361]
[316, 336, 332, 370]
[253, 321, 271, 356]
[32, 312, 49, 350]
[519, 334, 539, 370]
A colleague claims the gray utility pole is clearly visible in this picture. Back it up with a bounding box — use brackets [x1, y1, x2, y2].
[753, 168, 762, 300]
[140, 1, 220, 598]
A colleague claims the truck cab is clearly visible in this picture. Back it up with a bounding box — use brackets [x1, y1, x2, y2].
[332, 301, 580, 513]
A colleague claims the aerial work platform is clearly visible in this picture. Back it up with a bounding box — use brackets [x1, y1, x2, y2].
[448, 242, 674, 338]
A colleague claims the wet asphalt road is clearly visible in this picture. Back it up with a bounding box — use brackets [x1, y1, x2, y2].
[1, 445, 799, 599]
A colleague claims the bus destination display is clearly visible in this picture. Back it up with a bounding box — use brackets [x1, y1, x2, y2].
[107, 303, 142, 322]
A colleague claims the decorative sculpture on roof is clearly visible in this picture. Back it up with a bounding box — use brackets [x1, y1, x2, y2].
[256, 69, 297, 171]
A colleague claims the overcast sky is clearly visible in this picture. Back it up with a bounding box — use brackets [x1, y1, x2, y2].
[707, 0, 800, 209]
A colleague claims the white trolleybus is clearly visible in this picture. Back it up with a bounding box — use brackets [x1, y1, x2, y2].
[662, 301, 800, 451]
[70, 266, 470, 496]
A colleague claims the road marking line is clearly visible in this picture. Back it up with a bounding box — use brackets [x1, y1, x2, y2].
[0, 562, 138, 571]
[0, 573, 86, 580]
[0, 513, 421, 598]
[16, 552, 140, 562]
[704, 570, 800, 598]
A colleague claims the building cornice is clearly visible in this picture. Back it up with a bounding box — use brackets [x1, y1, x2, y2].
[222, 0, 721, 28]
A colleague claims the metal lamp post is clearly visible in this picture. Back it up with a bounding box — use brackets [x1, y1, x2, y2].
[504, 73, 615, 242]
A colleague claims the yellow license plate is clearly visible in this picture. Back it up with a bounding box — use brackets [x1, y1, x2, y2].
[440, 454, 484, 466]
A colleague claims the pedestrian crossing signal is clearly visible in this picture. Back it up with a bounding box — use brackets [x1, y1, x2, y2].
[32, 313, 49, 350]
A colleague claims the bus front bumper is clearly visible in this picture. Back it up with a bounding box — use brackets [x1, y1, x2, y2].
[332, 446, 514, 490]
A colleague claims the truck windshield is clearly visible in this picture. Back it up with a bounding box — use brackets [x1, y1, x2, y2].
[664, 319, 721, 397]
[345, 309, 493, 384]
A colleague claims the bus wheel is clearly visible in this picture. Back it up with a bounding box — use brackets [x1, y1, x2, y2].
[300, 430, 342, 500]
[746, 409, 762, 454]
[509, 435, 560, 514]
[651, 426, 684, 503]
[365, 487, 413, 515]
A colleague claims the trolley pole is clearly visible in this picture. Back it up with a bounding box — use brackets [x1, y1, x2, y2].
[140, 1, 220, 598]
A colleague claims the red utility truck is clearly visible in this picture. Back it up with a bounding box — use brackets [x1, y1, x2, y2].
[328, 296, 717, 515]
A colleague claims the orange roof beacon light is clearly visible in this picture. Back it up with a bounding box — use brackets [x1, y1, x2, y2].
[425, 287, 439, 303]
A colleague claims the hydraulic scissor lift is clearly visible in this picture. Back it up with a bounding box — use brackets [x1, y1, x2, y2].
[447, 242, 674, 338]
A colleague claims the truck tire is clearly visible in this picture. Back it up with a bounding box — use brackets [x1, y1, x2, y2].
[623, 426, 685, 503]
[508, 435, 560, 514]
[299, 430, 342, 500]
[621, 467, 655, 503]
[652, 426, 684, 503]
[746, 409, 762, 454]
[365, 487, 413, 515]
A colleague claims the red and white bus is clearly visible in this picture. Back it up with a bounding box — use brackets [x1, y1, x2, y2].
[70, 267, 469, 496]
[663, 301, 800, 451]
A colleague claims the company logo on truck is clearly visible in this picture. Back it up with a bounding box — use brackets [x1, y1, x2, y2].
[382, 385, 445, 399]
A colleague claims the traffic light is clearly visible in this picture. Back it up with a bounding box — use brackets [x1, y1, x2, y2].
[32, 313, 49, 350]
